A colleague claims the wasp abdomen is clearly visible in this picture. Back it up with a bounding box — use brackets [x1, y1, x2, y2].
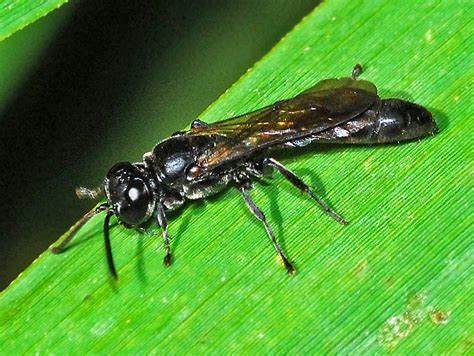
[311, 99, 437, 144]
[369, 99, 437, 143]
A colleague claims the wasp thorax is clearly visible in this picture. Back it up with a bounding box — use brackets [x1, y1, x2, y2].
[104, 162, 156, 226]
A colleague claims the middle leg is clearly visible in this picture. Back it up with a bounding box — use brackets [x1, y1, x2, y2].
[239, 185, 295, 274]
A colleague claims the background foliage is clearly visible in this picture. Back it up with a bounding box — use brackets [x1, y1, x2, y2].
[0, 0, 472, 353]
[0, 0, 68, 41]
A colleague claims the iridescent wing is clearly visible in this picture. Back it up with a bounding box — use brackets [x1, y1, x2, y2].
[187, 76, 379, 169]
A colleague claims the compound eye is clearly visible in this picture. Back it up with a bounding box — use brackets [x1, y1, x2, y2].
[119, 178, 151, 226]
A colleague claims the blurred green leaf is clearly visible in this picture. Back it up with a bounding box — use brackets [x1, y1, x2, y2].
[0, 0, 68, 41]
[0, 2, 70, 115]
[0, 0, 471, 353]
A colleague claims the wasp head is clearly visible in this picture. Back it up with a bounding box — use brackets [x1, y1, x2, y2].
[104, 162, 157, 227]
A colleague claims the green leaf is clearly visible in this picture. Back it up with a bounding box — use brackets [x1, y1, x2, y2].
[0, 1, 471, 353]
[0, 0, 68, 41]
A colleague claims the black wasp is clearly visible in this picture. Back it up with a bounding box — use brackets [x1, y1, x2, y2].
[52, 65, 437, 277]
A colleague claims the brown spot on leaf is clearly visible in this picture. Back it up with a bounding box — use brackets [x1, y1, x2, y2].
[430, 310, 451, 325]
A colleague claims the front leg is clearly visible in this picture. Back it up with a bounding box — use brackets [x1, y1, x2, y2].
[156, 203, 173, 266]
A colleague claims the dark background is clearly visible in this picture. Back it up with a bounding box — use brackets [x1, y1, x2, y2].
[0, 1, 318, 290]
